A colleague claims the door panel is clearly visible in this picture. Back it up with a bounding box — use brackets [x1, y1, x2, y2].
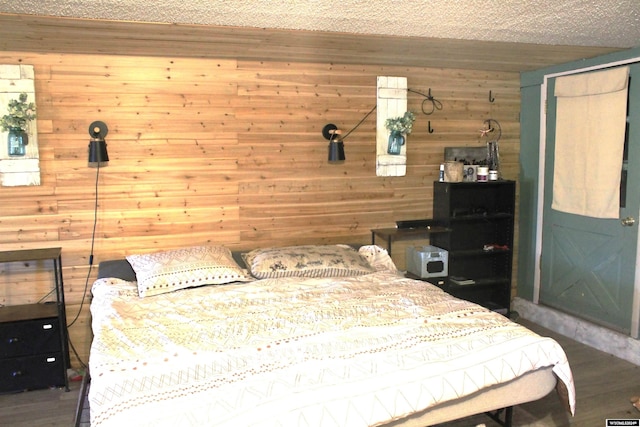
[542, 217, 629, 330]
[540, 65, 639, 334]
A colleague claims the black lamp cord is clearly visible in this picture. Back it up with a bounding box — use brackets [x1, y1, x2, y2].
[339, 88, 442, 141]
[66, 163, 101, 370]
[407, 88, 443, 115]
[341, 105, 377, 141]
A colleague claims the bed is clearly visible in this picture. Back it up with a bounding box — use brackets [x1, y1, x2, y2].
[87, 244, 575, 426]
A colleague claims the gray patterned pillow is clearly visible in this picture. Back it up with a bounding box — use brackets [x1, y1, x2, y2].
[127, 245, 252, 298]
[242, 244, 375, 279]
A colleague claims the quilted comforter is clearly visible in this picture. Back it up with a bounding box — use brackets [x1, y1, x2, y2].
[89, 268, 575, 426]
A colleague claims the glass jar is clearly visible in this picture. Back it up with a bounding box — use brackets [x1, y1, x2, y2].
[387, 130, 405, 155]
[7, 128, 27, 157]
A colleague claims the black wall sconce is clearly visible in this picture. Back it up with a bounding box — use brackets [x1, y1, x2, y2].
[323, 105, 377, 164]
[323, 123, 345, 163]
[88, 121, 109, 167]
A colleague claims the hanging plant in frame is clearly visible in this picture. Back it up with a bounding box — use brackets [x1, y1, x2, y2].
[0, 92, 37, 157]
[384, 111, 415, 155]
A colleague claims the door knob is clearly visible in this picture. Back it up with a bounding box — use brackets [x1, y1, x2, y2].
[621, 216, 636, 226]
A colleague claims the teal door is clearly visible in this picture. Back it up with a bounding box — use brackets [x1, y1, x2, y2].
[540, 64, 640, 335]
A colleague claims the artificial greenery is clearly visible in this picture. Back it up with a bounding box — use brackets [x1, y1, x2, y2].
[0, 93, 36, 132]
[384, 111, 416, 134]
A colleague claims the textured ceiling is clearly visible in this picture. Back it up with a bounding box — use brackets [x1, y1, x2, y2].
[2, 0, 640, 48]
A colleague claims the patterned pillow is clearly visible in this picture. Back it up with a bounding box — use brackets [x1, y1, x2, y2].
[358, 245, 400, 273]
[126, 245, 252, 298]
[242, 244, 375, 279]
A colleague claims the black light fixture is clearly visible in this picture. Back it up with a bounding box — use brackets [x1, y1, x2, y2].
[323, 123, 345, 163]
[322, 105, 377, 164]
[88, 121, 109, 167]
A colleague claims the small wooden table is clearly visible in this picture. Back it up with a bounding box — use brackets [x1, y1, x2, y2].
[371, 226, 450, 256]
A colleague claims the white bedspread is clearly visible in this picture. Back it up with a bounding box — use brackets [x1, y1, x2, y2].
[89, 270, 575, 426]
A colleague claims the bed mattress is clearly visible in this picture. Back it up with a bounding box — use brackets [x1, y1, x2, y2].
[89, 265, 574, 426]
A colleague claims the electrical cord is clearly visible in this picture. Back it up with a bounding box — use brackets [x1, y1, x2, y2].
[336, 86, 442, 140]
[36, 287, 56, 303]
[407, 88, 443, 115]
[341, 105, 377, 140]
[68, 333, 87, 371]
[65, 162, 101, 370]
[332, 88, 442, 141]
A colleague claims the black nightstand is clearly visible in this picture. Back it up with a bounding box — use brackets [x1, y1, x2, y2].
[0, 248, 70, 393]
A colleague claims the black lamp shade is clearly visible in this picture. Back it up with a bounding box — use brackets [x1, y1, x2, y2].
[88, 139, 109, 167]
[328, 140, 345, 163]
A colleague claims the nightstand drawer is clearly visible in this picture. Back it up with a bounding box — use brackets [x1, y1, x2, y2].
[0, 352, 66, 392]
[0, 317, 62, 358]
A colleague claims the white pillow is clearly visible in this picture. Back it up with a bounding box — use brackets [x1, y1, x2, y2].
[242, 244, 375, 279]
[126, 245, 252, 298]
[358, 245, 399, 273]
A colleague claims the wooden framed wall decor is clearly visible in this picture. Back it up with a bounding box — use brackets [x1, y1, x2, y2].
[0, 64, 40, 187]
[376, 76, 408, 177]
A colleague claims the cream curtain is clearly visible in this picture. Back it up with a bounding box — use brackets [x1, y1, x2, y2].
[552, 66, 630, 218]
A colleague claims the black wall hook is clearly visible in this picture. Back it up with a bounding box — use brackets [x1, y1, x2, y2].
[489, 90, 495, 103]
[428, 121, 434, 133]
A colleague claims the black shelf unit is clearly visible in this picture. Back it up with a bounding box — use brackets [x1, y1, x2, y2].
[0, 248, 70, 393]
[431, 180, 516, 314]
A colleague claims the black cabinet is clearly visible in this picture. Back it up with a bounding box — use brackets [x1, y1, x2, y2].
[0, 248, 70, 393]
[431, 181, 515, 314]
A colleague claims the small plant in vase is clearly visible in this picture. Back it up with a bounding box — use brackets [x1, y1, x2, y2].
[0, 93, 37, 157]
[384, 111, 415, 155]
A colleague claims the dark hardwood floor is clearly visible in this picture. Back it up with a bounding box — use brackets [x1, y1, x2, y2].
[517, 319, 640, 426]
[0, 319, 638, 426]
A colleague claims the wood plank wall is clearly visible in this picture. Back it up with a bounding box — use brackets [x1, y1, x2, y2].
[0, 49, 521, 368]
